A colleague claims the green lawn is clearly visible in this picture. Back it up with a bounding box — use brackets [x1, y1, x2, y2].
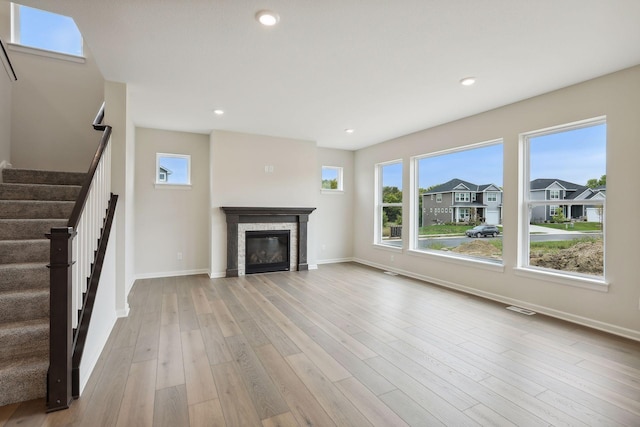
[534, 222, 602, 232]
[530, 237, 600, 251]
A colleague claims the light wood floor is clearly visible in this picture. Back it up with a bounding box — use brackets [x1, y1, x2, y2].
[2, 262, 640, 426]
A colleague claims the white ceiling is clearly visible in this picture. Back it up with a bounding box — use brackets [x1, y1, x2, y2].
[20, 0, 640, 150]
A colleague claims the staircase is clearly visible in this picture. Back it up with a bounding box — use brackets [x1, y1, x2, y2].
[0, 168, 85, 407]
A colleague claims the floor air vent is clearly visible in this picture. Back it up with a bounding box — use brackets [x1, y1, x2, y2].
[506, 306, 536, 316]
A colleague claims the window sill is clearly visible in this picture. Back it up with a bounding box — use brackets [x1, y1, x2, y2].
[321, 189, 344, 195]
[8, 43, 86, 63]
[154, 183, 192, 190]
[407, 249, 504, 272]
[373, 242, 403, 253]
[513, 266, 608, 292]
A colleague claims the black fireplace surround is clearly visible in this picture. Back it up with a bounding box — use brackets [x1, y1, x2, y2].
[220, 207, 316, 277]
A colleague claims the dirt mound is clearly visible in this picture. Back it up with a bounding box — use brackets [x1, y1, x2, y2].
[530, 240, 603, 275]
[451, 240, 501, 259]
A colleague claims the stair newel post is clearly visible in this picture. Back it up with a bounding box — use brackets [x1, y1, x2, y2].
[46, 226, 76, 412]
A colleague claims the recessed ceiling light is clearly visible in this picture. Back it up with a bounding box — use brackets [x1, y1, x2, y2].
[256, 10, 279, 26]
[460, 77, 476, 86]
[345, 128, 355, 134]
[213, 109, 224, 115]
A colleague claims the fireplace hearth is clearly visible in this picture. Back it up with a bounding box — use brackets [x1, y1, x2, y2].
[220, 207, 316, 277]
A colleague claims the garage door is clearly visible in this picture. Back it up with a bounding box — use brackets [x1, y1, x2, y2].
[485, 210, 500, 225]
[586, 207, 603, 223]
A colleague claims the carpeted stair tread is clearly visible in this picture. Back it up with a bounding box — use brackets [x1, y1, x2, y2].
[0, 239, 49, 264]
[2, 168, 86, 186]
[0, 263, 48, 292]
[0, 319, 48, 363]
[0, 289, 49, 324]
[0, 200, 74, 219]
[0, 182, 81, 201]
[0, 357, 47, 407]
[0, 218, 67, 240]
[0, 167, 82, 408]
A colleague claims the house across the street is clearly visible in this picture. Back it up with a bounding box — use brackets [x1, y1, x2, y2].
[529, 178, 605, 223]
[422, 179, 503, 225]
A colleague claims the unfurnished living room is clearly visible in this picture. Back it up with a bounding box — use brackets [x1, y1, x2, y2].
[1, 1, 640, 426]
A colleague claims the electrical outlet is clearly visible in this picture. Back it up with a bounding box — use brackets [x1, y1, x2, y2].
[390, 254, 395, 262]
[177, 252, 183, 260]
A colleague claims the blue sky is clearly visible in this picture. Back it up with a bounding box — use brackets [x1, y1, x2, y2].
[18, 5, 82, 56]
[382, 123, 606, 189]
[159, 156, 189, 184]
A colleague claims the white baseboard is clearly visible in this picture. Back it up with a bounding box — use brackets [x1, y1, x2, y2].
[315, 257, 354, 265]
[209, 271, 226, 279]
[135, 268, 210, 280]
[352, 257, 640, 342]
[116, 305, 130, 318]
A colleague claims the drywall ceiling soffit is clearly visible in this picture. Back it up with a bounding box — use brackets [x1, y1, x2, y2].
[16, 0, 640, 150]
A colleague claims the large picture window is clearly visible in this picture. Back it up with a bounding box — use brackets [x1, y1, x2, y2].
[520, 118, 606, 283]
[376, 161, 403, 247]
[414, 141, 503, 263]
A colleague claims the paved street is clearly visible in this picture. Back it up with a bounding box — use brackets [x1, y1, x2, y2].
[384, 226, 602, 249]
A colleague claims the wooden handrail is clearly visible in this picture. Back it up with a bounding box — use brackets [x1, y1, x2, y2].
[92, 102, 106, 131]
[0, 37, 17, 81]
[67, 124, 111, 228]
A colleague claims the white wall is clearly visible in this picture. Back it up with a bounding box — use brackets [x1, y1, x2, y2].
[0, 4, 12, 169]
[316, 148, 354, 263]
[0, 0, 104, 172]
[135, 127, 210, 278]
[105, 81, 133, 316]
[0, 41, 10, 169]
[209, 130, 318, 277]
[353, 65, 640, 339]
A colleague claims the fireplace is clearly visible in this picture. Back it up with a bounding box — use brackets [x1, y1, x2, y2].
[245, 230, 290, 274]
[220, 207, 316, 277]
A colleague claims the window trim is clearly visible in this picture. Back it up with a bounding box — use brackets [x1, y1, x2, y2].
[374, 159, 403, 247]
[155, 152, 192, 188]
[321, 165, 344, 192]
[411, 138, 504, 265]
[10, 3, 85, 62]
[518, 116, 607, 288]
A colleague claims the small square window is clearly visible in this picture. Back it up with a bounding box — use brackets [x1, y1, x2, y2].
[321, 166, 343, 191]
[156, 153, 191, 186]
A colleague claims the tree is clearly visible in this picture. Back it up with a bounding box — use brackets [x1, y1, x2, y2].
[586, 175, 606, 188]
[321, 178, 338, 189]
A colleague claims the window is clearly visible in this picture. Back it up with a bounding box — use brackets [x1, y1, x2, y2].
[156, 153, 191, 186]
[487, 192, 497, 202]
[321, 166, 343, 191]
[376, 161, 402, 247]
[520, 118, 606, 282]
[455, 192, 470, 202]
[11, 4, 83, 57]
[414, 141, 503, 263]
[436, 194, 442, 202]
